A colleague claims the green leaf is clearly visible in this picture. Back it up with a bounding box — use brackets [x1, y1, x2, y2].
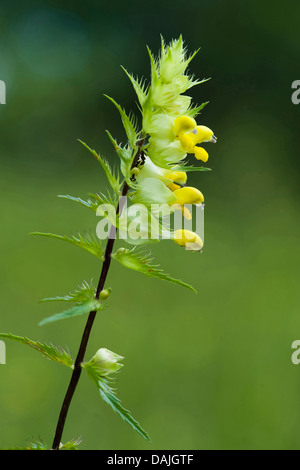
[121, 66, 149, 109]
[105, 130, 134, 178]
[104, 95, 139, 147]
[59, 438, 82, 450]
[88, 191, 119, 208]
[40, 280, 96, 304]
[5, 437, 82, 450]
[30, 231, 104, 260]
[0, 333, 74, 368]
[83, 361, 150, 442]
[78, 139, 121, 194]
[57, 194, 102, 212]
[7, 439, 49, 451]
[186, 101, 209, 118]
[39, 298, 105, 326]
[58, 192, 118, 213]
[176, 165, 211, 172]
[147, 46, 159, 87]
[112, 248, 196, 293]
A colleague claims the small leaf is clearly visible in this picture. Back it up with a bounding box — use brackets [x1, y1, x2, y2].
[105, 130, 134, 178]
[59, 438, 82, 450]
[104, 95, 139, 147]
[112, 248, 196, 293]
[58, 194, 101, 212]
[39, 298, 105, 326]
[7, 439, 49, 450]
[176, 165, 211, 172]
[78, 140, 121, 194]
[83, 361, 150, 442]
[30, 231, 103, 260]
[88, 191, 118, 208]
[40, 280, 96, 304]
[0, 333, 73, 368]
[5, 437, 82, 450]
[147, 46, 159, 87]
[121, 66, 149, 109]
[58, 192, 118, 212]
[186, 101, 209, 118]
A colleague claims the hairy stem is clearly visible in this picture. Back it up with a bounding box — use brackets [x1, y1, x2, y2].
[51, 139, 145, 450]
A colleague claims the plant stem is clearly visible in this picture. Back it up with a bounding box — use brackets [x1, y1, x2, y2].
[51, 139, 144, 450]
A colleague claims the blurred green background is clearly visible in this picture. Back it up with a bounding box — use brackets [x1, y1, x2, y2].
[0, 0, 300, 450]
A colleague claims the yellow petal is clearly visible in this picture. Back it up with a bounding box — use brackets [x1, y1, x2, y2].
[173, 186, 204, 205]
[178, 133, 195, 152]
[181, 206, 192, 220]
[173, 229, 203, 251]
[172, 203, 192, 220]
[193, 146, 209, 162]
[174, 116, 197, 136]
[189, 125, 214, 144]
[164, 171, 187, 185]
[168, 182, 181, 192]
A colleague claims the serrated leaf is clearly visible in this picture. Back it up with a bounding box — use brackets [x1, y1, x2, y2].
[112, 248, 196, 293]
[30, 231, 104, 260]
[5, 437, 82, 450]
[39, 298, 105, 326]
[40, 280, 96, 304]
[121, 66, 149, 109]
[57, 194, 102, 212]
[59, 437, 82, 450]
[0, 333, 74, 368]
[147, 46, 159, 87]
[104, 95, 139, 148]
[83, 361, 150, 442]
[186, 101, 209, 118]
[88, 191, 119, 208]
[7, 439, 49, 450]
[105, 130, 134, 178]
[78, 140, 121, 194]
[58, 193, 118, 213]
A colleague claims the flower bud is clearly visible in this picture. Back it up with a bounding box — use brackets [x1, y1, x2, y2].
[90, 348, 124, 376]
[131, 167, 140, 176]
[99, 288, 111, 300]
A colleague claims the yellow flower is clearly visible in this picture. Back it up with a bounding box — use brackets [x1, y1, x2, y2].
[193, 146, 209, 162]
[173, 186, 204, 205]
[173, 116, 217, 162]
[167, 182, 181, 191]
[173, 229, 203, 251]
[174, 116, 197, 136]
[164, 171, 187, 185]
[163, 170, 187, 192]
[189, 125, 217, 144]
[171, 186, 204, 220]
